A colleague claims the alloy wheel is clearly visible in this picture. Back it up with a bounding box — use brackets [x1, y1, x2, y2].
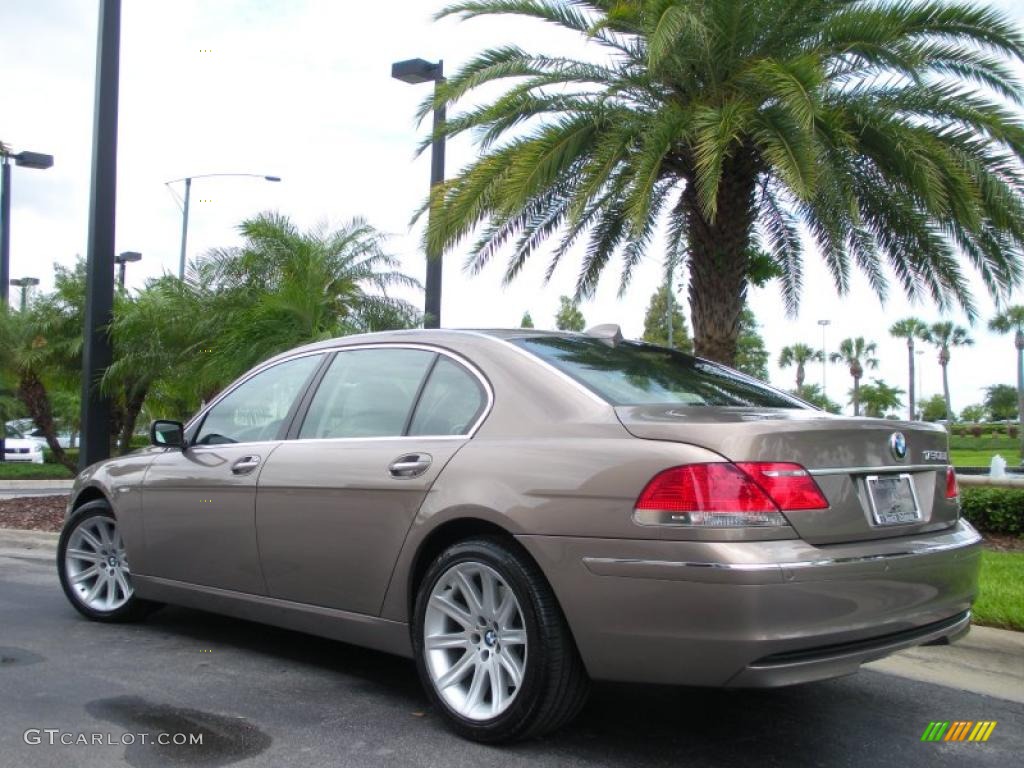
[64, 515, 133, 612]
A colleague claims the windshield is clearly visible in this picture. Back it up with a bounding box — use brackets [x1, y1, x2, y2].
[5, 426, 24, 439]
[512, 336, 808, 409]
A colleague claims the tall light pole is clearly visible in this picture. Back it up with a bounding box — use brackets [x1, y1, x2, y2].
[818, 319, 831, 397]
[665, 258, 676, 348]
[80, 0, 121, 470]
[1, 148, 54, 305]
[392, 57, 446, 328]
[9, 277, 39, 311]
[166, 173, 281, 279]
[114, 251, 141, 289]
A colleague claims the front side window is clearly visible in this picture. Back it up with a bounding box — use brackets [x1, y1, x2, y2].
[195, 354, 322, 445]
[513, 336, 807, 408]
[299, 348, 435, 439]
[408, 357, 486, 436]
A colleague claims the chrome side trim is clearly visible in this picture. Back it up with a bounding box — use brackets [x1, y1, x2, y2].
[582, 528, 982, 576]
[184, 342, 495, 442]
[808, 464, 946, 476]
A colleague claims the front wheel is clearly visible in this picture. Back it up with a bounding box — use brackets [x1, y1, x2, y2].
[412, 537, 589, 742]
[57, 500, 156, 622]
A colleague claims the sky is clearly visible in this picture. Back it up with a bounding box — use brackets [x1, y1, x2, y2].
[1, 0, 1022, 415]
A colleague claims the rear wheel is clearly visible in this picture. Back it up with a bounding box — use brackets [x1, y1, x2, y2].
[412, 537, 589, 742]
[57, 500, 156, 622]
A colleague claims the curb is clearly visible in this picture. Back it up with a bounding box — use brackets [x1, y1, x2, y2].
[0, 480, 74, 490]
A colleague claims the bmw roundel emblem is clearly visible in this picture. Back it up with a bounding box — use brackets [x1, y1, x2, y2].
[890, 432, 908, 460]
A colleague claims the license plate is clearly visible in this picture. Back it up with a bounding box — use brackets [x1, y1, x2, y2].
[866, 474, 921, 525]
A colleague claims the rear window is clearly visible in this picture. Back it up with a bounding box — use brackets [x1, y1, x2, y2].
[512, 336, 807, 408]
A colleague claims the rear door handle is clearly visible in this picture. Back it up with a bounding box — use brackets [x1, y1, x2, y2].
[388, 453, 432, 478]
[231, 455, 261, 474]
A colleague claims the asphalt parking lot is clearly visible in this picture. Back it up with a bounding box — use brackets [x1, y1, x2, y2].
[1, 533, 1021, 768]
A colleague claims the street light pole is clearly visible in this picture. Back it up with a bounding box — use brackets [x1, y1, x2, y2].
[167, 173, 280, 279]
[114, 251, 141, 289]
[80, 0, 121, 470]
[1, 149, 54, 306]
[392, 57, 446, 328]
[9, 277, 39, 311]
[818, 319, 831, 397]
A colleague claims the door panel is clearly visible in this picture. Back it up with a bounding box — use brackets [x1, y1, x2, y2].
[140, 354, 324, 593]
[255, 438, 467, 614]
[141, 444, 280, 593]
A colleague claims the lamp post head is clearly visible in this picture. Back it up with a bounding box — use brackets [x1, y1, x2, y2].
[115, 251, 142, 264]
[264, 175, 281, 182]
[10, 277, 40, 287]
[392, 58, 443, 84]
[817, 319, 831, 327]
[13, 151, 54, 170]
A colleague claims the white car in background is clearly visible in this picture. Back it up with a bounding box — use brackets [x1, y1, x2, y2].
[6, 419, 75, 449]
[4, 426, 45, 464]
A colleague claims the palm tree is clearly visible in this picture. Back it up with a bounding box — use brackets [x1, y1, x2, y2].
[189, 213, 420, 388]
[856, 379, 904, 418]
[778, 343, 822, 390]
[830, 337, 879, 416]
[889, 317, 929, 420]
[421, 0, 1024, 365]
[988, 305, 1024, 459]
[923, 321, 974, 422]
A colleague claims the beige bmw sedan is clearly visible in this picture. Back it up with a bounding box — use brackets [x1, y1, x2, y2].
[58, 327, 981, 742]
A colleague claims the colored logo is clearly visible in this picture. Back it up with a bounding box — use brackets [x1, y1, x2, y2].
[890, 432, 908, 460]
[921, 721, 997, 742]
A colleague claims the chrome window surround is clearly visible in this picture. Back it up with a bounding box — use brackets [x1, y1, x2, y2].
[183, 343, 494, 448]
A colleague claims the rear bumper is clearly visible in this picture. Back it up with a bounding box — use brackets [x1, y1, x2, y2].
[517, 520, 982, 687]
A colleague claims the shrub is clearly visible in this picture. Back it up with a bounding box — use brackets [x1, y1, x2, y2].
[961, 487, 1024, 536]
[953, 426, 966, 437]
[1010, 426, 1019, 439]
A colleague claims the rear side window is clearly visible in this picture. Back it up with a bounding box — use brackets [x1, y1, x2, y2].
[299, 348, 434, 439]
[512, 336, 806, 408]
[408, 357, 486, 436]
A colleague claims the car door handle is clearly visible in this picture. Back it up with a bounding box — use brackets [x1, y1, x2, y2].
[231, 455, 261, 474]
[388, 453, 432, 478]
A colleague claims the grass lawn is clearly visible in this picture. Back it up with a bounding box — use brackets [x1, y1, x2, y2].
[950, 448, 1021, 468]
[973, 549, 1024, 631]
[0, 463, 74, 480]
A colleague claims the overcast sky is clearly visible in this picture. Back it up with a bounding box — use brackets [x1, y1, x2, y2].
[2, 0, 1022, 415]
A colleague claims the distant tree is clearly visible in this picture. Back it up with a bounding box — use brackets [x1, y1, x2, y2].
[989, 306, 1024, 457]
[642, 285, 692, 352]
[830, 337, 879, 416]
[889, 317, 929, 421]
[921, 394, 948, 422]
[519, 311, 534, 328]
[959, 404, 986, 423]
[857, 379, 904, 419]
[734, 306, 769, 381]
[923, 322, 974, 422]
[778, 343, 822, 390]
[984, 384, 1019, 422]
[554, 296, 585, 332]
[793, 383, 840, 415]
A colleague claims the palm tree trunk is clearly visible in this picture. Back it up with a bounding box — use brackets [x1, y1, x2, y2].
[907, 338, 915, 420]
[17, 371, 76, 472]
[684, 155, 757, 364]
[853, 375, 861, 416]
[796, 363, 805, 390]
[941, 360, 952, 423]
[118, 387, 148, 454]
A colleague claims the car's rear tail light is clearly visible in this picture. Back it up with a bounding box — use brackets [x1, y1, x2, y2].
[946, 466, 959, 499]
[633, 462, 827, 528]
[735, 462, 830, 510]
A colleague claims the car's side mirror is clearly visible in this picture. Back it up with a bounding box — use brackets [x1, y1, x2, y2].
[150, 420, 185, 449]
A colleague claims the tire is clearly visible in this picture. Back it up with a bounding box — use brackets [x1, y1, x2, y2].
[412, 536, 590, 742]
[57, 500, 157, 622]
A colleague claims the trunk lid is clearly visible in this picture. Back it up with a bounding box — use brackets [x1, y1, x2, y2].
[616, 406, 957, 544]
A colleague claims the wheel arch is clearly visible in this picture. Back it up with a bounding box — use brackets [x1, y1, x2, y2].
[70, 485, 110, 515]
